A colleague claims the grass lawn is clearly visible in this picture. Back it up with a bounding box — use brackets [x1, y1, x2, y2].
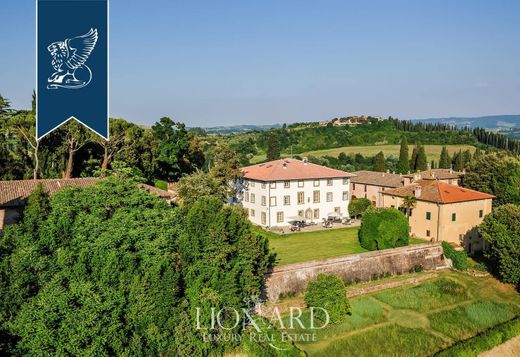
[256, 226, 426, 266]
[251, 144, 475, 164]
[273, 271, 520, 356]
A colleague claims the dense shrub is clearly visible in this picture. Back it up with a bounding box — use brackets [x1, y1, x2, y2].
[358, 208, 410, 250]
[442, 241, 469, 270]
[435, 317, 520, 357]
[479, 204, 520, 286]
[154, 179, 168, 191]
[348, 198, 372, 217]
[304, 274, 351, 324]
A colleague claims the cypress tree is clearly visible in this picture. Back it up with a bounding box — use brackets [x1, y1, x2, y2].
[439, 146, 450, 169]
[397, 136, 410, 174]
[409, 146, 419, 172]
[373, 151, 386, 172]
[266, 134, 281, 161]
[416, 145, 428, 171]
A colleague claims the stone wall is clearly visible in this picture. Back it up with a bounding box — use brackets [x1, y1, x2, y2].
[264, 243, 448, 301]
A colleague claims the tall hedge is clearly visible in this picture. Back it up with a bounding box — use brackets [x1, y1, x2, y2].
[304, 274, 351, 324]
[358, 208, 410, 250]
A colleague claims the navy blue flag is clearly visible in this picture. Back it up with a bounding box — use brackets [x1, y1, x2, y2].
[37, 0, 108, 139]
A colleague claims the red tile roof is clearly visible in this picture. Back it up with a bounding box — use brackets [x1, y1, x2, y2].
[242, 158, 355, 181]
[351, 170, 404, 188]
[0, 178, 100, 207]
[381, 179, 494, 204]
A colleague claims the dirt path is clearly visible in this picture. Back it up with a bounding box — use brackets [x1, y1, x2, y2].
[480, 335, 520, 357]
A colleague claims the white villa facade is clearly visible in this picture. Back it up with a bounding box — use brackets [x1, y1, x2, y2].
[240, 158, 355, 227]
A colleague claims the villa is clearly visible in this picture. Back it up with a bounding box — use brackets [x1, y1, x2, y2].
[240, 158, 355, 227]
[381, 178, 494, 252]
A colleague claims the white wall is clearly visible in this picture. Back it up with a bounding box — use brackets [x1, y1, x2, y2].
[241, 178, 351, 227]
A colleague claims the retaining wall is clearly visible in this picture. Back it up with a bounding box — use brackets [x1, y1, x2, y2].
[265, 243, 448, 301]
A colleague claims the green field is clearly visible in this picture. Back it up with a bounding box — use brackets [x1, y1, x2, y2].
[276, 272, 520, 356]
[251, 144, 476, 164]
[259, 227, 426, 266]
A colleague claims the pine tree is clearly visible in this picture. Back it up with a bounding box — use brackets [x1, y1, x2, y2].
[397, 136, 410, 174]
[439, 146, 450, 169]
[266, 134, 281, 161]
[373, 151, 385, 172]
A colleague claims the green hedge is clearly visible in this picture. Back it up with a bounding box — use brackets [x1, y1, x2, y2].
[304, 274, 351, 324]
[442, 241, 469, 270]
[359, 208, 410, 250]
[435, 316, 520, 357]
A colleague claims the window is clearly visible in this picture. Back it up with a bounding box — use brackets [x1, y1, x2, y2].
[426, 230, 431, 237]
[342, 191, 348, 201]
[284, 195, 290, 206]
[261, 212, 267, 225]
[298, 180, 304, 188]
[297, 192, 305, 205]
[343, 178, 349, 185]
[334, 207, 341, 214]
[313, 179, 320, 187]
[270, 182, 277, 189]
[479, 209, 483, 218]
[261, 183, 266, 189]
[352, 183, 356, 190]
[250, 209, 255, 217]
[426, 212, 431, 220]
[452, 213, 457, 222]
[284, 181, 290, 188]
[270, 196, 277, 207]
[364, 185, 367, 192]
[250, 194, 255, 204]
[313, 190, 320, 203]
[244, 180, 249, 187]
[277, 212, 284, 223]
[326, 192, 333, 202]
[261, 196, 266, 206]
[313, 209, 320, 219]
[250, 181, 255, 187]
[244, 192, 249, 202]
[298, 210, 304, 218]
[327, 179, 333, 186]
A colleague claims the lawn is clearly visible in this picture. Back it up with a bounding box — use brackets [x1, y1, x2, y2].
[257, 227, 426, 266]
[273, 272, 520, 356]
[251, 144, 475, 164]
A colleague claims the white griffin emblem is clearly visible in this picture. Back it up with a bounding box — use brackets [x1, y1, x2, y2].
[47, 28, 98, 90]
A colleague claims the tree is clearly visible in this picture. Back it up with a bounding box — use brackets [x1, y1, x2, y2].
[479, 204, 520, 286]
[453, 150, 464, 171]
[209, 143, 243, 199]
[397, 136, 410, 174]
[465, 153, 520, 206]
[60, 120, 93, 178]
[266, 133, 281, 161]
[348, 198, 372, 217]
[409, 146, 418, 172]
[359, 208, 410, 250]
[8, 111, 40, 179]
[304, 274, 351, 324]
[176, 170, 227, 206]
[401, 195, 417, 220]
[97, 118, 134, 174]
[373, 151, 385, 172]
[439, 146, 450, 169]
[0, 94, 10, 115]
[416, 145, 428, 171]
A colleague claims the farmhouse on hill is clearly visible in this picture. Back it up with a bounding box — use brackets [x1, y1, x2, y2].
[381, 178, 494, 252]
[240, 158, 355, 227]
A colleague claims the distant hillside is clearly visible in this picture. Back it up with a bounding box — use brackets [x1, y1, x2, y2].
[196, 124, 281, 135]
[413, 115, 520, 130]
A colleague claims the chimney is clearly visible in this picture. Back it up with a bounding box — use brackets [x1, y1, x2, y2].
[386, 169, 390, 174]
[282, 162, 287, 169]
[449, 168, 453, 174]
[414, 185, 422, 198]
[303, 157, 308, 164]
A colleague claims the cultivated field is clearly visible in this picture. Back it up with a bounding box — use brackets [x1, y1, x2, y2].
[278, 271, 520, 356]
[251, 144, 476, 164]
[260, 227, 425, 266]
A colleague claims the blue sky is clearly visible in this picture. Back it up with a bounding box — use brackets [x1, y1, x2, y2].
[1, 0, 520, 127]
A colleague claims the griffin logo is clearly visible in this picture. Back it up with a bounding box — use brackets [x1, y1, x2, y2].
[47, 28, 98, 90]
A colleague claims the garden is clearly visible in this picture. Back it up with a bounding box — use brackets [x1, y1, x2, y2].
[273, 271, 520, 356]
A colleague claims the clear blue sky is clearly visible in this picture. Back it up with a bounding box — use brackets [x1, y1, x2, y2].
[1, 0, 519, 127]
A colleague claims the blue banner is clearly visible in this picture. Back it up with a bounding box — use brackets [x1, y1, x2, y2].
[37, 0, 108, 139]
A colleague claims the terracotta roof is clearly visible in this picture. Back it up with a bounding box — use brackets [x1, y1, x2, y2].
[242, 158, 355, 181]
[403, 169, 464, 180]
[351, 170, 404, 188]
[0, 178, 100, 207]
[381, 179, 494, 204]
